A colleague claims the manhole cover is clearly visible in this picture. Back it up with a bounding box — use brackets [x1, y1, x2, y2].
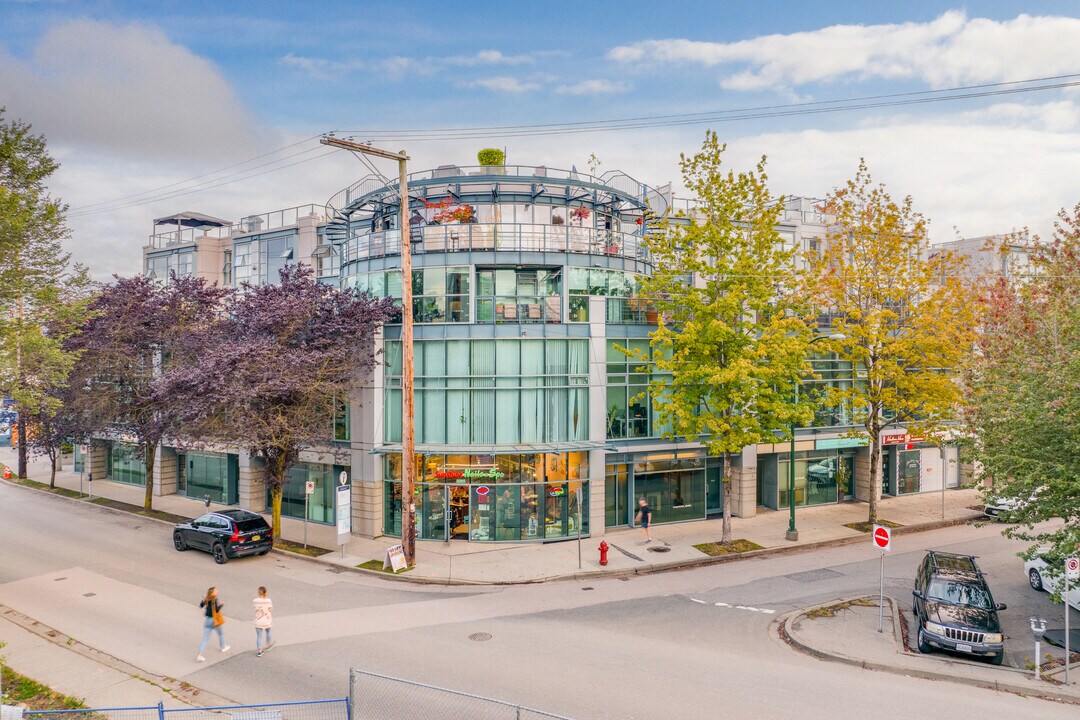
[647, 546, 672, 553]
[468, 632, 492, 642]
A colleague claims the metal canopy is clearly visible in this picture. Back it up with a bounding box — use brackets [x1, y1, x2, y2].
[153, 211, 231, 228]
[371, 440, 614, 455]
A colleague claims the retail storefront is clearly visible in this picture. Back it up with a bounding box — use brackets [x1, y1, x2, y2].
[881, 434, 956, 496]
[756, 438, 862, 510]
[605, 450, 724, 527]
[176, 450, 239, 504]
[108, 442, 146, 486]
[383, 452, 589, 542]
[273, 461, 346, 524]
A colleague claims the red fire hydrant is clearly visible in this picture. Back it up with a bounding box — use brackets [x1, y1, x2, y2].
[598, 540, 610, 566]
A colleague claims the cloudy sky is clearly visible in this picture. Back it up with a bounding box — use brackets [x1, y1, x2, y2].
[2, 1, 1079, 278]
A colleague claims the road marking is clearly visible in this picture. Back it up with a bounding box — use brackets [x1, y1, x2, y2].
[693, 598, 777, 615]
[715, 602, 730, 607]
[690, 598, 707, 604]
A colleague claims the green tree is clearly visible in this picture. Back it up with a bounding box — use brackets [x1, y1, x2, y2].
[0, 109, 83, 479]
[807, 161, 978, 524]
[963, 204, 1079, 566]
[633, 132, 813, 544]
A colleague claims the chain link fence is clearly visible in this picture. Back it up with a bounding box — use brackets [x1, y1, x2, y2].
[21, 699, 349, 720]
[349, 668, 573, 720]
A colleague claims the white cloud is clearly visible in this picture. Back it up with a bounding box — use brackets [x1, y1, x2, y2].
[0, 19, 261, 161]
[446, 50, 535, 66]
[463, 76, 541, 93]
[555, 79, 630, 95]
[279, 52, 364, 79]
[608, 12, 1080, 91]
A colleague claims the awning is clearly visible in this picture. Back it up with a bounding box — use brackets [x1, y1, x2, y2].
[153, 211, 231, 228]
[371, 440, 615, 455]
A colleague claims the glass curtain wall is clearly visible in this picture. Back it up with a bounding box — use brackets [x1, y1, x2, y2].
[606, 339, 671, 440]
[776, 450, 855, 508]
[181, 451, 237, 504]
[475, 268, 561, 323]
[384, 339, 589, 445]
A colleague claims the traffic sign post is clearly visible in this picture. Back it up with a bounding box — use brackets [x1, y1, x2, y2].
[872, 525, 892, 633]
[1067, 557, 1077, 685]
[336, 472, 351, 558]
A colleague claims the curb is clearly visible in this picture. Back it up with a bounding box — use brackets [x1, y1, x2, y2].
[775, 595, 1080, 706]
[0, 602, 237, 708]
[3, 475, 983, 586]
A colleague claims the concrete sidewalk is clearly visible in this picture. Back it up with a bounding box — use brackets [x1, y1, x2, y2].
[1, 446, 984, 584]
[778, 595, 1080, 704]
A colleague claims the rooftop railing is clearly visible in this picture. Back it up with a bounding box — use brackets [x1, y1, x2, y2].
[340, 223, 651, 266]
[146, 204, 325, 249]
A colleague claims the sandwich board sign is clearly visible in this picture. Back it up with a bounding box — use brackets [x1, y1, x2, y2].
[383, 544, 407, 573]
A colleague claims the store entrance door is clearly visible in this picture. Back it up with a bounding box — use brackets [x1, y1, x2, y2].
[898, 450, 921, 494]
[448, 485, 470, 539]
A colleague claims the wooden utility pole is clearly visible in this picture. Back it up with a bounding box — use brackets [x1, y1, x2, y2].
[320, 136, 417, 567]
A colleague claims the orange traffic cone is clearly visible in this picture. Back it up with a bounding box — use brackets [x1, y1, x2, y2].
[3, 466, 11, 479]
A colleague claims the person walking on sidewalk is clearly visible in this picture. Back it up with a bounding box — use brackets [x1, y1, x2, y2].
[197, 586, 230, 662]
[253, 586, 274, 657]
[636, 497, 653, 542]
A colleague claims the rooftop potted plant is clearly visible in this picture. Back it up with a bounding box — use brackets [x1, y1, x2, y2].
[477, 148, 505, 174]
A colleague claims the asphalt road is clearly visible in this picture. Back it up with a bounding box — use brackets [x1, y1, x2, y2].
[1, 480, 1077, 720]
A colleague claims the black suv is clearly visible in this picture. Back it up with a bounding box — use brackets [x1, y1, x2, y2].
[912, 551, 1006, 665]
[173, 510, 273, 564]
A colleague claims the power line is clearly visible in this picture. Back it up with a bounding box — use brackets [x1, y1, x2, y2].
[329, 73, 1080, 141]
[68, 135, 323, 214]
[69, 145, 333, 218]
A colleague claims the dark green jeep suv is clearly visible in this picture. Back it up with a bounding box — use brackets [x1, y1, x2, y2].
[912, 551, 1007, 665]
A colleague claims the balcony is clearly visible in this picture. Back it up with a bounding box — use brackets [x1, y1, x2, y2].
[341, 223, 650, 266]
[145, 225, 231, 250]
[234, 204, 325, 236]
[605, 298, 659, 325]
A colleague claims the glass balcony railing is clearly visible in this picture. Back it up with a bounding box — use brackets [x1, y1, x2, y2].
[145, 204, 325, 248]
[476, 295, 562, 324]
[341, 223, 650, 266]
[605, 298, 659, 325]
[145, 225, 231, 249]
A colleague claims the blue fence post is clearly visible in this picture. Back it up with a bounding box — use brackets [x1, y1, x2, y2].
[157, 701, 165, 720]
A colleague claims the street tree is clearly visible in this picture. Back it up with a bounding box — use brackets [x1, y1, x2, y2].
[167, 266, 394, 538]
[806, 161, 978, 525]
[633, 132, 813, 544]
[0, 109, 82, 478]
[963, 204, 1080, 565]
[65, 274, 229, 509]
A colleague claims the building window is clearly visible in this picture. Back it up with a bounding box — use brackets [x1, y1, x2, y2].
[234, 242, 256, 285]
[475, 267, 561, 323]
[567, 267, 641, 322]
[109, 442, 146, 486]
[605, 339, 667, 439]
[223, 250, 232, 286]
[180, 451, 237, 504]
[270, 462, 344, 524]
[383, 339, 589, 444]
[412, 266, 470, 323]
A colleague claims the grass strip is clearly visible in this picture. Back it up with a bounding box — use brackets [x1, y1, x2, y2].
[693, 538, 766, 556]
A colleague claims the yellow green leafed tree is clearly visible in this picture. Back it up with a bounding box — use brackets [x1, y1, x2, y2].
[806, 161, 979, 524]
[633, 132, 814, 544]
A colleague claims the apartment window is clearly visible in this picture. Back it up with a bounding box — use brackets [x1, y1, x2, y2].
[475, 267, 560, 323]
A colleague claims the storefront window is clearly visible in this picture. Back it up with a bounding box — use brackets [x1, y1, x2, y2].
[776, 451, 854, 508]
[181, 451, 237, 505]
[109, 442, 146, 486]
[634, 457, 705, 524]
[272, 462, 343, 524]
[382, 452, 590, 541]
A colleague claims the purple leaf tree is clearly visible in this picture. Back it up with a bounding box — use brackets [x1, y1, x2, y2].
[65, 273, 231, 509]
[167, 266, 394, 537]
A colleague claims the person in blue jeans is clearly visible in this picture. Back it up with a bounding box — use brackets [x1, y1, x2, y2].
[197, 586, 230, 662]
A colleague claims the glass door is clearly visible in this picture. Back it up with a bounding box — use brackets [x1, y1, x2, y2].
[420, 484, 447, 540]
[898, 450, 921, 494]
[448, 485, 470, 539]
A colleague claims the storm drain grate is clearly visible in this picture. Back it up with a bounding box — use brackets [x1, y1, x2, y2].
[468, 632, 492, 642]
[785, 568, 842, 583]
[647, 546, 672, 553]
[581, 587, 594, 591]
[83, 593, 96, 597]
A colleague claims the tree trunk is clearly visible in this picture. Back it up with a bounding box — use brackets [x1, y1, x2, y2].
[49, 455, 57, 489]
[143, 441, 157, 510]
[16, 413, 28, 479]
[721, 451, 732, 545]
[867, 431, 880, 525]
[270, 484, 283, 541]
[266, 452, 287, 539]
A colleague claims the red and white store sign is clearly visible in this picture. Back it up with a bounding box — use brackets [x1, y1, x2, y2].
[882, 433, 925, 446]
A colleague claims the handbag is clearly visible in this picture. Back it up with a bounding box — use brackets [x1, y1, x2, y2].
[212, 601, 225, 627]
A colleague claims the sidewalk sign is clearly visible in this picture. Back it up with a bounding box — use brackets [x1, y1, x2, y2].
[335, 473, 351, 557]
[383, 544, 407, 573]
[872, 524, 891, 633]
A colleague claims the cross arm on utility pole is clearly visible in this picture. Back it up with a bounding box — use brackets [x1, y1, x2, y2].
[320, 136, 409, 163]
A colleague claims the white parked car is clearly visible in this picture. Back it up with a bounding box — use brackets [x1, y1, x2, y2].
[1024, 554, 1080, 611]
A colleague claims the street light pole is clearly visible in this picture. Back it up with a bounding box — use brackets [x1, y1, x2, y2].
[320, 136, 417, 568]
[787, 333, 845, 542]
